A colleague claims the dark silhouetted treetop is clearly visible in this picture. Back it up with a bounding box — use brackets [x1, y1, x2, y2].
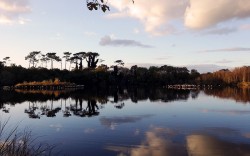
[25, 51, 41, 68]
[74, 52, 86, 70]
[69, 55, 80, 70]
[2, 57, 10, 66]
[114, 60, 124, 66]
[86, 0, 134, 12]
[63, 52, 72, 70]
[46, 52, 60, 69]
[86, 52, 99, 69]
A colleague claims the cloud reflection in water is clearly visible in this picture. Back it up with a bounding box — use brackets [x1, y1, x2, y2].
[100, 115, 153, 130]
[105, 127, 250, 156]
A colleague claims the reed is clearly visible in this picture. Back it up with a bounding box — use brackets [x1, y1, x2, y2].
[0, 118, 55, 156]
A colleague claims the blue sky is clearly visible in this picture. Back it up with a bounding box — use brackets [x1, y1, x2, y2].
[0, 0, 250, 73]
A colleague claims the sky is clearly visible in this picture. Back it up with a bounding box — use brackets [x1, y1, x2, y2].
[0, 0, 250, 73]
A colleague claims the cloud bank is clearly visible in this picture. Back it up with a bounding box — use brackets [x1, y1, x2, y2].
[109, 0, 250, 35]
[99, 35, 153, 48]
[185, 0, 250, 29]
[199, 47, 250, 53]
[0, 0, 31, 24]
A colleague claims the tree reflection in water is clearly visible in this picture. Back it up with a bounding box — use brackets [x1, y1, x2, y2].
[2, 87, 250, 119]
[204, 87, 250, 104]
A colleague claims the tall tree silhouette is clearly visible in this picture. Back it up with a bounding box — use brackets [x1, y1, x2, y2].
[3, 57, 10, 66]
[40, 54, 50, 68]
[46, 52, 59, 69]
[63, 52, 72, 70]
[69, 55, 79, 70]
[74, 52, 86, 70]
[25, 51, 41, 68]
[86, 52, 99, 69]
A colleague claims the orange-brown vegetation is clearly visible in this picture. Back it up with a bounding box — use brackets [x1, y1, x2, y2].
[15, 78, 73, 87]
[200, 66, 250, 86]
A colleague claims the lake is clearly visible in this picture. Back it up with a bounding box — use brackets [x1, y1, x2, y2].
[1, 87, 250, 156]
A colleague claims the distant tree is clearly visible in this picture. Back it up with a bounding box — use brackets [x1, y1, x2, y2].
[0, 61, 4, 69]
[40, 54, 50, 68]
[46, 52, 59, 69]
[114, 60, 125, 66]
[55, 56, 62, 70]
[3, 57, 10, 66]
[62, 52, 72, 70]
[25, 51, 41, 68]
[130, 65, 137, 77]
[74, 52, 86, 70]
[86, 52, 99, 69]
[112, 60, 125, 76]
[69, 56, 79, 70]
[86, 0, 134, 12]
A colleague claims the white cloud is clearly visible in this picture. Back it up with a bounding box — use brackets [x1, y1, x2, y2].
[109, 0, 188, 36]
[109, 0, 250, 35]
[0, 0, 31, 24]
[185, 0, 250, 29]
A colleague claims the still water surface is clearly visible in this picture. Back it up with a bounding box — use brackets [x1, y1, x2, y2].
[1, 88, 250, 156]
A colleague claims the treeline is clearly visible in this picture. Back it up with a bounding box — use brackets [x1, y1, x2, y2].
[199, 66, 250, 87]
[0, 63, 200, 87]
[0, 51, 249, 88]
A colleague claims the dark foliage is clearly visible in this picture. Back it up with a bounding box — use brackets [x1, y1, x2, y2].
[86, 0, 134, 12]
[0, 64, 200, 88]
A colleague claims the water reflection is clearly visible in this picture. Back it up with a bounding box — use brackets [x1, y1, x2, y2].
[0, 88, 194, 118]
[105, 127, 250, 156]
[187, 134, 250, 156]
[1, 87, 250, 118]
[1, 87, 250, 155]
[204, 87, 250, 103]
[100, 115, 153, 130]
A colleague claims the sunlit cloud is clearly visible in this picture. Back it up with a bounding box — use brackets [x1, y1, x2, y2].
[185, 0, 250, 29]
[0, 0, 31, 24]
[109, 0, 187, 36]
[99, 35, 153, 48]
[109, 0, 250, 35]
